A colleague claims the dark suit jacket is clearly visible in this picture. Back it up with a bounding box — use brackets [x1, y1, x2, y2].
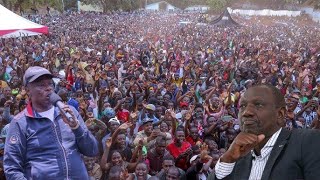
[208, 128, 320, 180]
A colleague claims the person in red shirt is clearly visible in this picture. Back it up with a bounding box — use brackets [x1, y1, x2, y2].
[185, 126, 203, 146]
[116, 98, 131, 123]
[167, 129, 192, 171]
[116, 108, 130, 123]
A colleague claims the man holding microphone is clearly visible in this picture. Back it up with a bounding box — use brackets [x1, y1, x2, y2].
[4, 66, 98, 180]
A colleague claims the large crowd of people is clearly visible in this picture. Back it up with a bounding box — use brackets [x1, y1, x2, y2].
[0, 10, 320, 179]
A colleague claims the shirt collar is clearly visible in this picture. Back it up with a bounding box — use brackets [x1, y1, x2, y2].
[251, 128, 282, 159]
[25, 101, 60, 119]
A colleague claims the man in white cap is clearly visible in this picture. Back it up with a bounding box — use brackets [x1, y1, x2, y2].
[137, 104, 159, 127]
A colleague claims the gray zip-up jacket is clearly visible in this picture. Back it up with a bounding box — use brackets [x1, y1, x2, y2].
[4, 102, 99, 180]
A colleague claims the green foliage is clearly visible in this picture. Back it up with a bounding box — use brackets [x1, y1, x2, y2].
[206, 0, 228, 13]
[80, 0, 143, 12]
[164, 0, 208, 9]
[80, 0, 209, 11]
[80, 0, 223, 12]
[159, 1, 168, 10]
[1, 0, 63, 12]
[64, 0, 78, 11]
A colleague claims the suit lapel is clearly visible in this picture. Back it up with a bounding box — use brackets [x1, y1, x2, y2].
[261, 128, 291, 180]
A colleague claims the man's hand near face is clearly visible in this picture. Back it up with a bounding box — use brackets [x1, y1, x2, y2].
[220, 132, 265, 163]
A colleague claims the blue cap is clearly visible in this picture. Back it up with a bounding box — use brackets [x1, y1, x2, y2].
[103, 108, 115, 118]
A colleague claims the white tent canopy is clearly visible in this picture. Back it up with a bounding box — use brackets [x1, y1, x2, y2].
[0, 4, 48, 38]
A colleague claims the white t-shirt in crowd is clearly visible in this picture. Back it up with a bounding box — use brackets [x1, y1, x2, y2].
[38, 106, 55, 122]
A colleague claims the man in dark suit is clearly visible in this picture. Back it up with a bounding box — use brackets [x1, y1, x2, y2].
[208, 84, 320, 180]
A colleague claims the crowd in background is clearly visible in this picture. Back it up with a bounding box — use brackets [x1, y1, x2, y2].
[0, 10, 320, 179]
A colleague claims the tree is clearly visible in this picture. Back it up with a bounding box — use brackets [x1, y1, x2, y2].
[159, 1, 168, 10]
[206, 0, 228, 13]
[64, 0, 78, 11]
[1, 0, 63, 12]
[165, 0, 207, 9]
[80, 0, 143, 12]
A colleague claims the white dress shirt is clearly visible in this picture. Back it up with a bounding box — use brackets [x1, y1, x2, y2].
[215, 128, 282, 180]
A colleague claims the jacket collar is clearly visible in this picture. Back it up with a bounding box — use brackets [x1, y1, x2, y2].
[25, 101, 35, 118]
[261, 128, 291, 180]
[25, 101, 61, 119]
[234, 128, 291, 180]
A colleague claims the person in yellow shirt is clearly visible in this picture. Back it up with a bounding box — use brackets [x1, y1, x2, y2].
[171, 73, 183, 87]
[0, 80, 8, 89]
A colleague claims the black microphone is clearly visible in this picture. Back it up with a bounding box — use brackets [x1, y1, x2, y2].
[49, 93, 74, 123]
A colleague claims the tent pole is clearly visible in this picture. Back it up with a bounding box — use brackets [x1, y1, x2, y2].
[77, 1, 80, 12]
[61, 0, 65, 12]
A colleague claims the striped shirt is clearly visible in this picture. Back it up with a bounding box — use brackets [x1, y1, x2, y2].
[215, 128, 282, 180]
